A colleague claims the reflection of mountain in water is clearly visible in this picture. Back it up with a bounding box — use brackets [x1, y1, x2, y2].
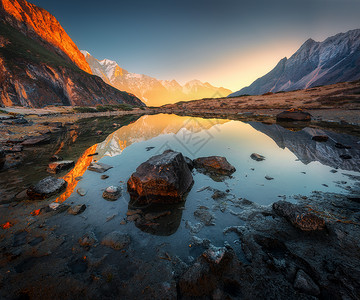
[96, 114, 229, 158]
[249, 122, 360, 172]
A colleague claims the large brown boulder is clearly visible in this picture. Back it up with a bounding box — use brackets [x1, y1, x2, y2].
[127, 150, 194, 204]
[276, 109, 311, 122]
[194, 156, 236, 176]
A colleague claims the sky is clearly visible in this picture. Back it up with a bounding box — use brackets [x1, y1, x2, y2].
[30, 0, 360, 91]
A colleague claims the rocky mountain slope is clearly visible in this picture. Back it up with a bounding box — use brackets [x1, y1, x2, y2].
[230, 29, 360, 96]
[0, 0, 144, 107]
[82, 51, 232, 106]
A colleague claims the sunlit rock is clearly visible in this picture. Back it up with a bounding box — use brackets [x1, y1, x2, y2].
[127, 150, 193, 204]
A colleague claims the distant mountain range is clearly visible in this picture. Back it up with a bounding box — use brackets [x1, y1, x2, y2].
[82, 51, 232, 106]
[229, 29, 360, 97]
[0, 0, 143, 107]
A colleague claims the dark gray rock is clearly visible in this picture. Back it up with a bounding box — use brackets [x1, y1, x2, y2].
[21, 135, 51, 146]
[79, 232, 98, 247]
[68, 204, 86, 215]
[27, 176, 67, 200]
[194, 206, 215, 226]
[293, 269, 320, 296]
[127, 150, 193, 204]
[251, 153, 265, 161]
[276, 110, 311, 122]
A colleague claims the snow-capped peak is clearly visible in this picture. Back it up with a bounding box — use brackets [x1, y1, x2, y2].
[80, 50, 91, 57]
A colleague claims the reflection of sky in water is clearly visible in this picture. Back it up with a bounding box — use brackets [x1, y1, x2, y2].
[93, 115, 359, 205]
[50, 113, 359, 260]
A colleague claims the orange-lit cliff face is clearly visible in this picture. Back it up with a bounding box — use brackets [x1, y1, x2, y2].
[0, 0, 92, 74]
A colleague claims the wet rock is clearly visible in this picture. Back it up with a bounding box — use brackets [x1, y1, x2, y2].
[312, 135, 329, 142]
[79, 232, 98, 247]
[273, 200, 325, 231]
[68, 258, 88, 274]
[47, 160, 74, 174]
[88, 162, 113, 173]
[49, 155, 63, 162]
[127, 150, 193, 204]
[184, 156, 194, 170]
[1, 144, 23, 153]
[293, 269, 320, 296]
[21, 135, 51, 146]
[265, 175, 274, 180]
[68, 204, 86, 215]
[28, 236, 44, 246]
[194, 207, 215, 226]
[145, 146, 155, 151]
[194, 156, 236, 177]
[335, 142, 351, 149]
[185, 221, 204, 234]
[76, 188, 86, 196]
[102, 186, 121, 201]
[340, 154, 352, 160]
[27, 176, 67, 200]
[101, 231, 130, 250]
[276, 109, 311, 121]
[75, 176, 83, 181]
[212, 190, 227, 200]
[101, 175, 109, 180]
[250, 153, 265, 161]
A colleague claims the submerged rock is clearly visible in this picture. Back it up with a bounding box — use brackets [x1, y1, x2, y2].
[194, 206, 215, 226]
[49, 155, 63, 162]
[27, 176, 67, 200]
[127, 150, 193, 204]
[79, 232, 98, 247]
[102, 186, 121, 201]
[68, 204, 86, 215]
[101, 231, 130, 250]
[194, 156, 236, 177]
[47, 160, 74, 174]
[276, 109, 311, 122]
[88, 162, 113, 173]
[250, 153, 265, 161]
[273, 200, 325, 231]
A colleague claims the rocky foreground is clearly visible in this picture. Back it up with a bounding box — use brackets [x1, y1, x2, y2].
[0, 147, 360, 299]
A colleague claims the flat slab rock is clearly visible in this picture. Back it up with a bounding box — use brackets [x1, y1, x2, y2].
[194, 156, 236, 175]
[272, 200, 325, 231]
[276, 110, 311, 122]
[127, 150, 193, 204]
[47, 160, 74, 174]
[87, 162, 113, 173]
[21, 135, 50, 146]
[27, 176, 67, 200]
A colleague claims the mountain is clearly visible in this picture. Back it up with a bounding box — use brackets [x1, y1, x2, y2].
[0, 0, 144, 107]
[229, 29, 360, 97]
[82, 51, 232, 106]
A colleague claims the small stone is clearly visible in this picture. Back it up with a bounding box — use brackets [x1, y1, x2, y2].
[88, 162, 113, 173]
[68, 204, 86, 215]
[101, 231, 130, 250]
[250, 153, 265, 161]
[87, 153, 98, 157]
[265, 175, 274, 180]
[77, 188, 86, 196]
[101, 175, 109, 180]
[194, 207, 215, 226]
[96, 130, 103, 135]
[102, 186, 121, 201]
[340, 154, 352, 160]
[21, 135, 50, 146]
[293, 269, 320, 296]
[330, 169, 338, 173]
[145, 146, 155, 151]
[120, 220, 127, 225]
[194, 156, 236, 176]
[75, 176, 83, 181]
[335, 143, 351, 149]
